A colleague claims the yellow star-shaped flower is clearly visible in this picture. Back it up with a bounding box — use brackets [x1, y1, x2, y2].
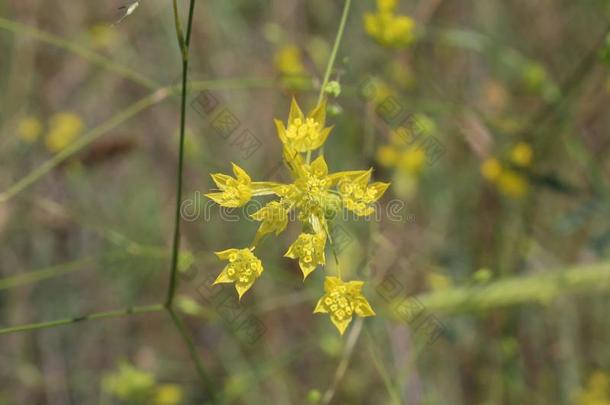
[213, 248, 264, 300]
[314, 276, 375, 335]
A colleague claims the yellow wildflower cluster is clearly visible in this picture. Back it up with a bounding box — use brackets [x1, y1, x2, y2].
[206, 98, 387, 334]
[481, 141, 533, 199]
[364, 0, 415, 49]
[576, 371, 610, 405]
[17, 112, 84, 153]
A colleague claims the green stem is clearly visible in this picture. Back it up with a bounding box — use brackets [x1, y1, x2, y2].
[165, 0, 197, 308]
[0, 78, 274, 204]
[0, 304, 164, 336]
[0, 88, 170, 203]
[167, 307, 217, 402]
[317, 0, 352, 105]
[406, 261, 610, 315]
[317, 0, 352, 159]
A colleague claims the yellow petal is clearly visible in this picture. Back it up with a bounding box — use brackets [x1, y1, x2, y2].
[288, 97, 304, 124]
[310, 155, 328, 177]
[369, 182, 391, 201]
[313, 297, 327, 313]
[354, 298, 376, 317]
[331, 315, 352, 335]
[210, 173, 232, 189]
[215, 248, 238, 260]
[346, 280, 364, 293]
[299, 261, 317, 280]
[231, 163, 251, 183]
[213, 268, 233, 285]
[274, 119, 288, 144]
[235, 281, 255, 300]
[324, 276, 342, 292]
[308, 98, 327, 126]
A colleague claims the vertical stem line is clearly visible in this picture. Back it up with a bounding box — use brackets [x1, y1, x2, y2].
[167, 307, 217, 402]
[166, 0, 197, 308]
[317, 0, 352, 105]
[317, 0, 352, 159]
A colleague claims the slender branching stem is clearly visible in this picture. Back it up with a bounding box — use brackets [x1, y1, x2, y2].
[0, 304, 164, 336]
[167, 307, 217, 401]
[317, 0, 352, 158]
[166, 0, 197, 308]
[317, 0, 352, 106]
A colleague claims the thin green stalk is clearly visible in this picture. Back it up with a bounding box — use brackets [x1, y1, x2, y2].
[0, 304, 164, 335]
[0, 78, 274, 203]
[317, 0, 352, 105]
[0, 17, 159, 89]
[164, 2, 217, 400]
[317, 0, 352, 158]
[167, 307, 217, 402]
[0, 88, 170, 203]
[165, 0, 197, 308]
[0, 258, 93, 291]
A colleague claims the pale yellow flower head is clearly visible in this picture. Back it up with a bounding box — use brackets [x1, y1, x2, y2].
[275, 98, 333, 153]
[314, 276, 375, 335]
[45, 112, 84, 153]
[205, 163, 253, 207]
[285, 232, 326, 279]
[336, 170, 390, 217]
[250, 200, 289, 242]
[214, 248, 264, 299]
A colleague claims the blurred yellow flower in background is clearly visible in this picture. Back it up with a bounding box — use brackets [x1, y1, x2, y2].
[274, 44, 306, 76]
[497, 170, 528, 199]
[510, 141, 533, 167]
[154, 384, 183, 405]
[376, 144, 399, 167]
[481, 158, 502, 181]
[45, 112, 84, 153]
[576, 371, 610, 405]
[18, 116, 42, 143]
[364, 0, 415, 49]
[398, 147, 426, 174]
[481, 142, 533, 199]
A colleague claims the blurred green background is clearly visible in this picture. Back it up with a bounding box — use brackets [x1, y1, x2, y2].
[1, 0, 610, 403]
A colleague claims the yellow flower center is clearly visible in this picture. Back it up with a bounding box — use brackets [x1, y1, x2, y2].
[226, 250, 262, 287]
[287, 118, 320, 142]
[323, 291, 354, 321]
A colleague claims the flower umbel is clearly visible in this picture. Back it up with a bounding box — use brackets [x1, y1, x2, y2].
[314, 276, 375, 335]
[206, 97, 388, 334]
